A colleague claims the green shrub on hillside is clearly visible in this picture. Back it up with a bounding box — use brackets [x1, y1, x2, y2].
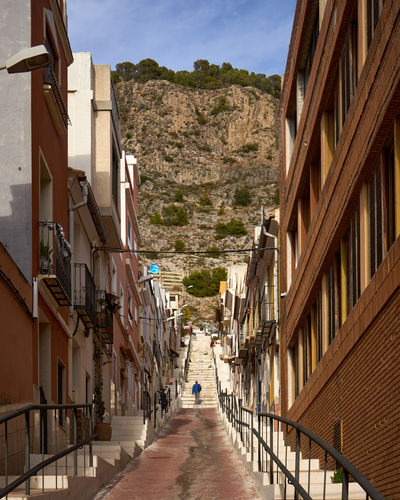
[237, 143, 259, 154]
[206, 246, 221, 258]
[215, 219, 247, 240]
[233, 187, 252, 207]
[174, 239, 186, 252]
[150, 205, 188, 226]
[174, 190, 184, 202]
[199, 194, 212, 206]
[210, 96, 229, 116]
[149, 211, 163, 225]
[162, 205, 188, 226]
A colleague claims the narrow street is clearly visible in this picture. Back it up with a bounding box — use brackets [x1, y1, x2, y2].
[93, 334, 260, 500]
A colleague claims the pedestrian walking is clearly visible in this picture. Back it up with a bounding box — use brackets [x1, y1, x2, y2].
[192, 380, 202, 404]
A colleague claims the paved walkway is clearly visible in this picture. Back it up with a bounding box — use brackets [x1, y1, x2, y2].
[93, 407, 260, 500]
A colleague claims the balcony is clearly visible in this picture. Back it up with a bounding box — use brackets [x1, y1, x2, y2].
[43, 65, 71, 136]
[73, 263, 96, 329]
[96, 290, 114, 354]
[39, 221, 71, 306]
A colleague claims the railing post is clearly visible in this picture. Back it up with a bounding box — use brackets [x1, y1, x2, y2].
[142, 390, 146, 425]
[342, 467, 349, 500]
[73, 408, 78, 476]
[239, 399, 243, 443]
[24, 411, 30, 496]
[250, 411, 254, 463]
[154, 392, 157, 429]
[269, 416, 274, 483]
[89, 405, 93, 467]
[295, 428, 300, 500]
[257, 413, 261, 472]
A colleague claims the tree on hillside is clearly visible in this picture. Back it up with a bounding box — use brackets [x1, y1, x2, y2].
[112, 59, 281, 98]
[182, 267, 227, 297]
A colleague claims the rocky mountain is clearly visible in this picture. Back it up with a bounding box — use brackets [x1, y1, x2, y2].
[115, 79, 279, 321]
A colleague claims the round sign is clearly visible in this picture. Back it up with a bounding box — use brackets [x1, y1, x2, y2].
[149, 263, 159, 274]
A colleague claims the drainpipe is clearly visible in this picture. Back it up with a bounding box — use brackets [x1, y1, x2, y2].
[262, 226, 279, 408]
[69, 181, 88, 317]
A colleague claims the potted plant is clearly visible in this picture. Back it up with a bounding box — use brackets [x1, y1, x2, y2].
[39, 240, 52, 274]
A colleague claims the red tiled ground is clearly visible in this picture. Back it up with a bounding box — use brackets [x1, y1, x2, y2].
[94, 408, 260, 500]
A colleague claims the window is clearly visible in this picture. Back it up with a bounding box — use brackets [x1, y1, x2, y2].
[334, 17, 358, 145]
[294, 342, 300, 399]
[368, 163, 384, 278]
[112, 261, 117, 294]
[120, 285, 125, 323]
[366, 0, 385, 48]
[341, 24, 357, 126]
[327, 253, 341, 344]
[304, 5, 320, 94]
[134, 304, 138, 323]
[384, 145, 395, 251]
[128, 293, 133, 324]
[112, 147, 120, 210]
[302, 317, 312, 385]
[315, 291, 323, 362]
[127, 217, 132, 249]
[345, 207, 360, 314]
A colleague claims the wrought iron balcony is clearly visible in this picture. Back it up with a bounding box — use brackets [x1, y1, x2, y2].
[96, 290, 114, 351]
[39, 221, 71, 306]
[44, 65, 71, 128]
[73, 263, 96, 329]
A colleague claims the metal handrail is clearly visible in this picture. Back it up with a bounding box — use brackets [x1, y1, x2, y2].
[0, 403, 95, 498]
[213, 357, 384, 500]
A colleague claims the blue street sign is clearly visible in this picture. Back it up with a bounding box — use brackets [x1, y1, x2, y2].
[149, 263, 160, 274]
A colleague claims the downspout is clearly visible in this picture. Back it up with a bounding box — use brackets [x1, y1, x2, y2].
[69, 181, 88, 317]
[262, 226, 279, 407]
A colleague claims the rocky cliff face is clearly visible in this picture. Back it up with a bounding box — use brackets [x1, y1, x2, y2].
[115, 80, 279, 322]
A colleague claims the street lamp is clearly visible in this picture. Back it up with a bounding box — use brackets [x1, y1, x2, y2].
[163, 313, 183, 323]
[127, 275, 153, 289]
[0, 45, 50, 73]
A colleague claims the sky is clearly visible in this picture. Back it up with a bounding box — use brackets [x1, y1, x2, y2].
[66, 0, 296, 77]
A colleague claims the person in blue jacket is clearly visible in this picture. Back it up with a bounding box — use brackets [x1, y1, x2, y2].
[192, 380, 202, 404]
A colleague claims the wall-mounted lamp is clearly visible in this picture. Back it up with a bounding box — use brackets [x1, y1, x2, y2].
[0, 45, 50, 73]
[127, 275, 153, 289]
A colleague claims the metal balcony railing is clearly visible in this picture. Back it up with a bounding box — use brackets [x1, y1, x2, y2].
[73, 263, 96, 329]
[39, 221, 71, 305]
[44, 65, 71, 127]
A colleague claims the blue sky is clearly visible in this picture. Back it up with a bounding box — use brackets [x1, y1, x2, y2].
[67, 0, 296, 77]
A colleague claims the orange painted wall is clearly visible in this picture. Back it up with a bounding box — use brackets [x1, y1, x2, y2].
[0, 245, 33, 404]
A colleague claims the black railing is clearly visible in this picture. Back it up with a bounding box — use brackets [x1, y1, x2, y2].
[142, 390, 152, 425]
[213, 350, 384, 500]
[44, 65, 71, 127]
[39, 221, 71, 304]
[74, 263, 96, 329]
[184, 335, 193, 382]
[0, 403, 95, 498]
[96, 290, 114, 351]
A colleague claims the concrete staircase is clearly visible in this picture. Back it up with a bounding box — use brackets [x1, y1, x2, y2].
[213, 349, 368, 500]
[181, 333, 218, 408]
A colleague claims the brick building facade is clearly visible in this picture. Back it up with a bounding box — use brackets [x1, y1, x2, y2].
[280, 1, 400, 497]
